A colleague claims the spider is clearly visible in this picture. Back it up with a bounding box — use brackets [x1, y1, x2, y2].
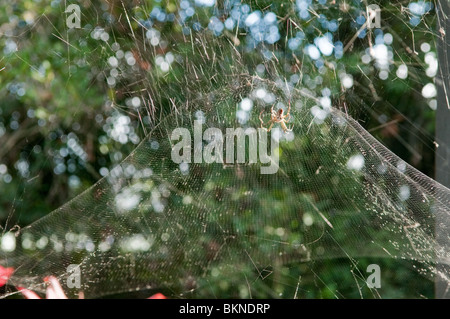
[259, 101, 293, 133]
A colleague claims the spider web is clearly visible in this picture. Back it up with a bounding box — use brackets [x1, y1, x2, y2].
[0, 0, 449, 298]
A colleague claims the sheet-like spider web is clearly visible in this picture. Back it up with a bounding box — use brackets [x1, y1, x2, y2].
[0, 0, 449, 298]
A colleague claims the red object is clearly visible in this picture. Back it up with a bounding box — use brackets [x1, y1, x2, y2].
[148, 293, 167, 299]
[17, 287, 41, 299]
[0, 265, 14, 287]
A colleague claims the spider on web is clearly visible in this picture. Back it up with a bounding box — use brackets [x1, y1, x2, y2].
[259, 100, 294, 133]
